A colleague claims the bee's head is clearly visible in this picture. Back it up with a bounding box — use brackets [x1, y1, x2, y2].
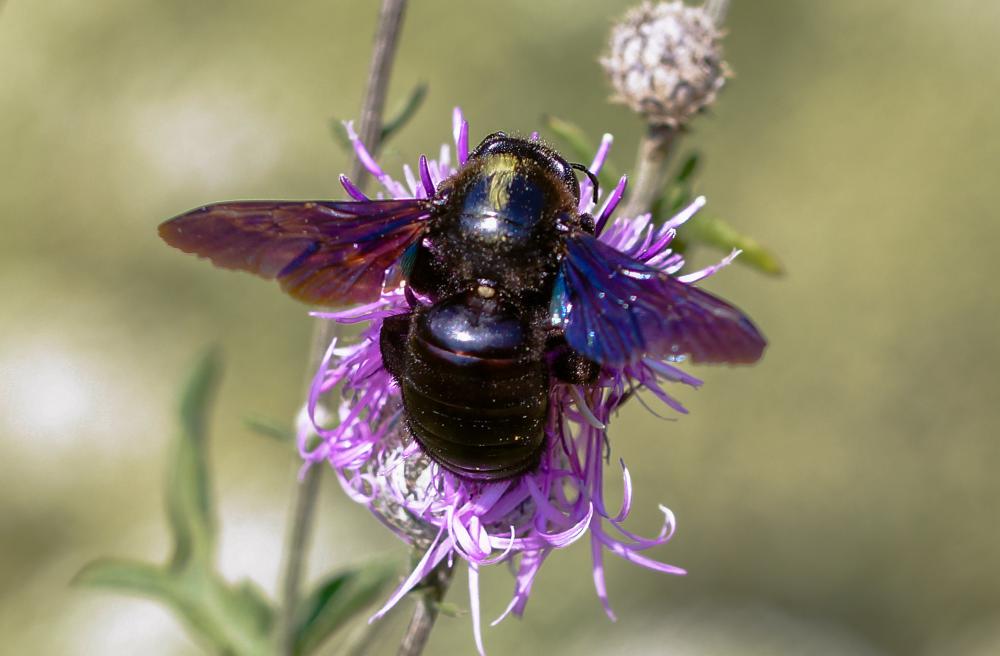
[469, 132, 581, 202]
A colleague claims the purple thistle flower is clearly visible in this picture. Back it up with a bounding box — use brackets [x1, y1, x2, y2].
[300, 108, 744, 654]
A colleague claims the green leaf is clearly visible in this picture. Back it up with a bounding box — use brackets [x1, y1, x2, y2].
[380, 82, 428, 144]
[167, 347, 221, 569]
[660, 182, 693, 215]
[329, 83, 427, 156]
[230, 579, 275, 635]
[678, 215, 785, 275]
[73, 349, 276, 656]
[541, 115, 619, 188]
[540, 115, 593, 164]
[674, 152, 700, 183]
[169, 569, 272, 656]
[329, 119, 353, 153]
[294, 560, 398, 656]
[658, 154, 700, 215]
[433, 601, 466, 618]
[74, 559, 273, 656]
[244, 415, 294, 443]
[73, 558, 172, 597]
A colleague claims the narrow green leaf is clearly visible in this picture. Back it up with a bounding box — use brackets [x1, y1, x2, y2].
[433, 601, 466, 618]
[657, 152, 699, 216]
[171, 570, 273, 656]
[244, 415, 294, 443]
[660, 182, 693, 215]
[74, 351, 276, 656]
[231, 579, 275, 633]
[541, 115, 619, 187]
[167, 347, 222, 569]
[76, 559, 272, 656]
[679, 215, 785, 275]
[296, 573, 351, 631]
[674, 152, 700, 183]
[380, 82, 428, 144]
[329, 83, 426, 156]
[294, 560, 398, 656]
[541, 115, 594, 164]
[193, 576, 275, 654]
[329, 119, 353, 153]
[73, 558, 172, 597]
[341, 621, 384, 656]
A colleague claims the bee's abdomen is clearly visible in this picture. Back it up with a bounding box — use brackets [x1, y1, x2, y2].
[391, 296, 549, 481]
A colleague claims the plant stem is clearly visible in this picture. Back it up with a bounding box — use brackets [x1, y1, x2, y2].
[618, 124, 679, 220]
[314, 0, 409, 362]
[349, 0, 409, 189]
[397, 559, 455, 656]
[277, 1, 410, 653]
[277, 464, 322, 655]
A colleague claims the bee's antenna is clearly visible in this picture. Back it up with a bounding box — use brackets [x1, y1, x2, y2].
[570, 163, 600, 204]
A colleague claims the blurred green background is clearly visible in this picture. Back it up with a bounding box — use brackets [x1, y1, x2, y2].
[2, 0, 999, 654]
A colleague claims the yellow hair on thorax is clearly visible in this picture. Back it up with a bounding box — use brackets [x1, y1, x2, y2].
[481, 154, 520, 210]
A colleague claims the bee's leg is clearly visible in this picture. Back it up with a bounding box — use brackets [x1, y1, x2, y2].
[379, 313, 412, 381]
[547, 339, 600, 385]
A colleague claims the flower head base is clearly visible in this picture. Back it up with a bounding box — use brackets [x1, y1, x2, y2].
[602, 1, 729, 127]
[301, 109, 743, 654]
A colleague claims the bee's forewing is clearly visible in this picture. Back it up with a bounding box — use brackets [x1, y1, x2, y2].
[159, 199, 431, 305]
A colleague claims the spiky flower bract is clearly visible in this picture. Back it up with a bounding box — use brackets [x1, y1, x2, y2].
[300, 109, 741, 654]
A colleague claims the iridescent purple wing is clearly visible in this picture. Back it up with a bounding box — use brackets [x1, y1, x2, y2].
[159, 199, 431, 305]
[559, 233, 766, 367]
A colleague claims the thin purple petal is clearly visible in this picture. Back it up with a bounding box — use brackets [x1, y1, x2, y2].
[469, 562, 485, 656]
[418, 155, 436, 196]
[344, 121, 385, 179]
[339, 174, 369, 201]
[595, 175, 628, 235]
[453, 107, 470, 165]
[590, 531, 617, 621]
[664, 195, 706, 230]
[370, 528, 451, 622]
[677, 248, 740, 284]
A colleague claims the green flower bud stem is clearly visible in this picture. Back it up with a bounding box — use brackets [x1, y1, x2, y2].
[620, 123, 679, 220]
[397, 559, 455, 656]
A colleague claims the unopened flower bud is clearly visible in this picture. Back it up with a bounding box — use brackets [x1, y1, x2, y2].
[602, 1, 729, 127]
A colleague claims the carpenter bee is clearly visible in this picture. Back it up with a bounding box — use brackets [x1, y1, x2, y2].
[159, 132, 765, 480]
